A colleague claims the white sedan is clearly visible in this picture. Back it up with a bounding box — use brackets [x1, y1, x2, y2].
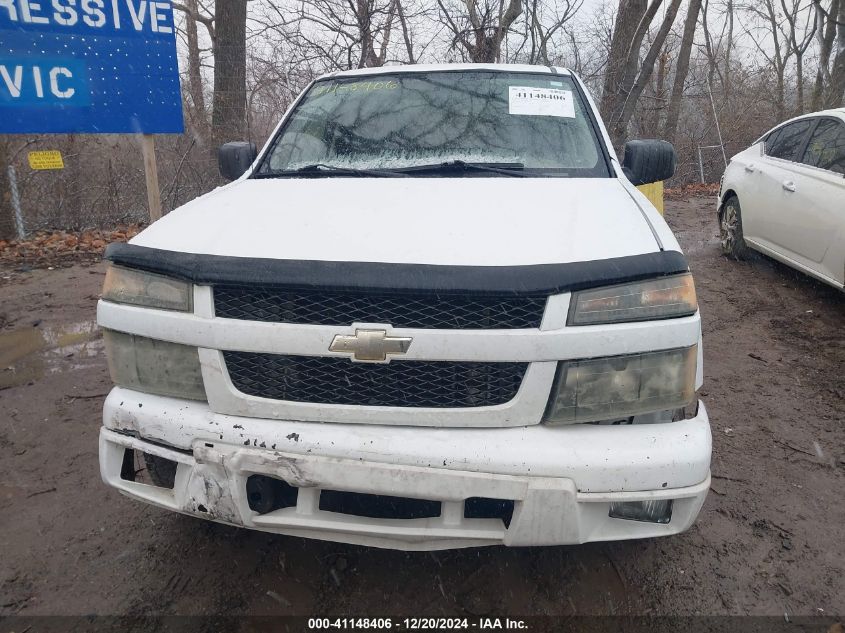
[718, 108, 845, 290]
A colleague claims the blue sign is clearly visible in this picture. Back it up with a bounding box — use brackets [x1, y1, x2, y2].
[0, 0, 184, 134]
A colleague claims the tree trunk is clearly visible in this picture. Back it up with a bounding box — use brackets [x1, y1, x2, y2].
[357, 0, 376, 67]
[641, 51, 668, 136]
[827, 3, 845, 106]
[796, 53, 805, 113]
[185, 0, 210, 146]
[611, 0, 684, 147]
[664, 0, 702, 143]
[600, 0, 649, 123]
[724, 0, 734, 100]
[65, 134, 83, 230]
[396, 0, 415, 63]
[811, 0, 839, 110]
[212, 0, 248, 149]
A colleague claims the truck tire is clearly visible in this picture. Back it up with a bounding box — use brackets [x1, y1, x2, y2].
[719, 195, 749, 260]
[143, 452, 178, 489]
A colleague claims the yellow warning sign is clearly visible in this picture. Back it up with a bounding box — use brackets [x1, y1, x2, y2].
[28, 151, 65, 170]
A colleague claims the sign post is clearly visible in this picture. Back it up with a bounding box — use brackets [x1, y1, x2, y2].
[0, 0, 184, 223]
[140, 135, 162, 222]
[6, 164, 25, 240]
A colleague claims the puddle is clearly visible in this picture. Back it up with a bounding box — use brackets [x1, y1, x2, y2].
[0, 322, 103, 390]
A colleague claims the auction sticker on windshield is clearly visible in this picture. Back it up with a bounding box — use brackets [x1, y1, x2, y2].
[508, 86, 575, 118]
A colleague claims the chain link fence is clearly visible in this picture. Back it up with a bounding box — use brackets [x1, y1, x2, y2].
[0, 132, 231, 237]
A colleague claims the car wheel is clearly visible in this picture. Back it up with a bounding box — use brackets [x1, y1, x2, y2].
[143, 452, 178, 489]
[719, 195, 749, 260]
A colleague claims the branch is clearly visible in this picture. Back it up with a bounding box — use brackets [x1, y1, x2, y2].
[172, 1, 215, 41]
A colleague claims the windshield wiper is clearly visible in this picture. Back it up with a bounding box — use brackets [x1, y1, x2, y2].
[394, 160, 528, 177]
[255, 163, 407, 178]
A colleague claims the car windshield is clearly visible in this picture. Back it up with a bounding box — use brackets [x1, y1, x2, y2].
[256, 71, 610, 177]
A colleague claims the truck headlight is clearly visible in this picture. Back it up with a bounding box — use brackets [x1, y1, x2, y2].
[102, 265, 192, 312]
[103, 330, 206, 401]
[568, 274, 697, 325]
[543, 346, 697, 425]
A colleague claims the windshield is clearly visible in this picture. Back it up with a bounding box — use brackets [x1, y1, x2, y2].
[256, 71, 610, 177]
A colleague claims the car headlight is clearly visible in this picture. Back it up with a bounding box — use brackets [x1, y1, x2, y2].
[543, 346, 697, 425]
[102, 265, 192, 312]
[568, 273, 697, 326]
[103, 330, 206, 401]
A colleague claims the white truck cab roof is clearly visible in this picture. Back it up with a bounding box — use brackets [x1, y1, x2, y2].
[318, 63, 573, 80]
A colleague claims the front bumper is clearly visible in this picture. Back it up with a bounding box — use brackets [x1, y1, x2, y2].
[100, 388, 711, 550]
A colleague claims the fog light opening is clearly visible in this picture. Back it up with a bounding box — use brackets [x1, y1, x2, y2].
[120, 448, 137, 482]
[246, 475, 298, 514]
[464, 497, 515, 528]
[141, 452, 178, 489]
[609, 499, 673, 524]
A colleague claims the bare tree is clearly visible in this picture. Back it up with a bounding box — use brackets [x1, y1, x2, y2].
[600, 0, 685, 148]
[174, 0, 213, 146]
[357, 0, 398, 67]
[437, 0, 523, 62]
[638, 49, 669, 136]
[396, 0, 417, 63]
[257, 0, 405, 71]
[811, 0, 845, 106]
[700, 0, 736, 96]
[512, 0, 583, 65]
[833, 3, 845, 104]
[741, 0, 795, 119]
[811, 0, 840, 107]
[563, 1, 616, 85]
[664, 0, 703, 142]
[780, 0, 818, 113]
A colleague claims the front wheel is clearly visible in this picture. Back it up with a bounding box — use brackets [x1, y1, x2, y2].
[719, 195, 749, 260]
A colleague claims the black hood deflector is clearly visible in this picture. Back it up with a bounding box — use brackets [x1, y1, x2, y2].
[105, 243, 688, 295]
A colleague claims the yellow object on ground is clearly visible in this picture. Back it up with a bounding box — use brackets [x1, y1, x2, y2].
[28, 151, 64, 170]
[636, 181, 664, 215]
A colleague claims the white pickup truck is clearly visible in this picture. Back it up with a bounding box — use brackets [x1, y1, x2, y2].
[97, 64, 710, 550]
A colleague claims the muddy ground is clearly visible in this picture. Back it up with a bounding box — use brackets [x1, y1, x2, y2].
[1, 197, 843, 619]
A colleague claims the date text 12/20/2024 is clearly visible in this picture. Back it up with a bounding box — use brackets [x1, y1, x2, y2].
[307, 619, 529, 630]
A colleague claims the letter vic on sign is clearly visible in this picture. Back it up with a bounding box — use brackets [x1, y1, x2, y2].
[0, 0, 183, 133]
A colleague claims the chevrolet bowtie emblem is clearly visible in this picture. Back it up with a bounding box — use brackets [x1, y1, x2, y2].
[329, 329, 413, 362]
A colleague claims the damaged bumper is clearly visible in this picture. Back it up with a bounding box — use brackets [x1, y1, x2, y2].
[100, 387, 711, 550]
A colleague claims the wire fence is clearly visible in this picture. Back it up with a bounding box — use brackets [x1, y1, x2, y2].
[2, 132, 232, 235]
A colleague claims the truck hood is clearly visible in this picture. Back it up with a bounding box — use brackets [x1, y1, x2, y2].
[131, 177, 661, 266]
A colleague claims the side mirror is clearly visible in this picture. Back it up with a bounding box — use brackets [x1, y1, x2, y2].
[218, 141, 258, 181]
[622, 139, 676, 185]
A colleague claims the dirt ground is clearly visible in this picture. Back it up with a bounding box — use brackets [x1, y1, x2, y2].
[1, 196, 843, 619]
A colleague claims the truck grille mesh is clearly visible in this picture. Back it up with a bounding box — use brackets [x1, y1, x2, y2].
[223, 352, 527, 408]
[213, 287, 546, 330]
